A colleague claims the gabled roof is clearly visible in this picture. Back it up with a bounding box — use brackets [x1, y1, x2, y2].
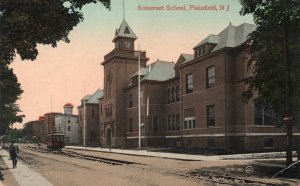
[113, 19, 138, 42]
[193, 23, 256, 52]
[131, 60, 175, 83]
[86, 89, 104, 104]
[175, 54, 194, 66]
[181, 54, 194, 64]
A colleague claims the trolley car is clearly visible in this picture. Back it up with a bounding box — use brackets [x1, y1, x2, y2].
[46, 133, 65, 150]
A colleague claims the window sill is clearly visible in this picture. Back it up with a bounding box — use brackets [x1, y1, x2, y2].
[206, 85, 215, 89]
[263, 147, 274, 150]
[253, 125, 275, 128]
[207, 126, 216, 128]
[166, 130, 180, 132]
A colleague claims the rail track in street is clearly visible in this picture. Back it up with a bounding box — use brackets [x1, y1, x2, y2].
[24, 145, 291, 186]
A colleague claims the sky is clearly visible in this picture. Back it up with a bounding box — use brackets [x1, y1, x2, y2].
[10, 0, 253, 128]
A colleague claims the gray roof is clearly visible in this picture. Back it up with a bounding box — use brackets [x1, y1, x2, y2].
[131, 60, 175, 83]
[132, 67, 149, 77]
[181, 54, 194, 63]
[83, 95, 91, 100]
[143, 60, 175, 81]
[194, 23, 256, 52]
[113, 19, 137, 42]
[86, 89, 104, 104]
[194, 34, 219, 48]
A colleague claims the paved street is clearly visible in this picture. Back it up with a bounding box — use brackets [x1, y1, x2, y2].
[0, 144, 299, 186]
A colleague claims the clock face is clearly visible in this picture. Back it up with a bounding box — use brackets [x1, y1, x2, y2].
[124, 41, 131, 49]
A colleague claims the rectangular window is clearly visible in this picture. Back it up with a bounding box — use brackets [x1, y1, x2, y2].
[140, 123, 145, 133]
[128, 118, 133, 132]
[254, 100, 277, 125]
[167, 116, 172, 131]
[184, 117, 195, 129]
[92, 109, 95, 119]
[128, 94, 133, 107]
[65, 137, 69, 142]
[167, 88, 171, 103]
[186, 73, 193, 93]
[171, 115, 176, 131]
[206, 66, 215, 88]
[207, 105, 215, 127]
[176, 114, 180, 130]
[153, 116, 158, 131]
[140, 91, 144, 105]
[68, 126, 71, 131]
[176, 86, 180, 102]
[264, 138, 274, 148]
[207, 139, 215, 149]
[171, 88, 175, 103]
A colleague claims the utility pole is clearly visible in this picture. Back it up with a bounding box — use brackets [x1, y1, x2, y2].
[138, 47, 141, 149]
[283, 21, 293, 167]
[83, 82, 86, 147]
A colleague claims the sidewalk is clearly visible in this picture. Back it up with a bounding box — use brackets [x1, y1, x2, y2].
[0, 147, 52, 186]
[66, 146, 297, 161]
[66, 146, 221, 160]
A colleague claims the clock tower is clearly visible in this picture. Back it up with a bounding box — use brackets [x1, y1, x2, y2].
[113, 19, 136, 51]
[100, 19, 148, 147]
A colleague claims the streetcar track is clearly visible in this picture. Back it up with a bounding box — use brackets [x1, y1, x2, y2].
[26, 146, 291, 186]
[27, 146, 141, 166]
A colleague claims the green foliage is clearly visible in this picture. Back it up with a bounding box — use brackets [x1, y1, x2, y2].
[0, 0, 110, 62]
[240, 0, 300, 125]
[0, 62, 24, 135]
[0, 0, 110, 134]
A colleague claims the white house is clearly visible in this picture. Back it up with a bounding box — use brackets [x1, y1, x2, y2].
[54, 103, 79, 144]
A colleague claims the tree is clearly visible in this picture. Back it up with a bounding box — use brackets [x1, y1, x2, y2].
[0, 62, 23, 135]
[0, 0, 110, 135]
[239, 0, 300, 166]
[0, 0, 110, 63]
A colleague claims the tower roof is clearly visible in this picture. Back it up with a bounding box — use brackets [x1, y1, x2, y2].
[113, 19, 137, 42]
[39, 116, 45, 121]
[63, 103, 74, 108]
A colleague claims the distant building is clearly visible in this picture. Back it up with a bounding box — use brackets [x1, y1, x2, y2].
[36, 116, 46, 143]
[44, 112, 61, 134]
[24, 120, 41, 142]
[54, 103, 79, 145]
[78, 89, 103, 146]
[98, 19, 300, 152]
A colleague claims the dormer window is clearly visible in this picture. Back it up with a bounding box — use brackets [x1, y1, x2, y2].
[195, 44, 210, 57]
[132, 74, 144, 85]
[132, 76, 138, 84]
[124, 26, 130, 34]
